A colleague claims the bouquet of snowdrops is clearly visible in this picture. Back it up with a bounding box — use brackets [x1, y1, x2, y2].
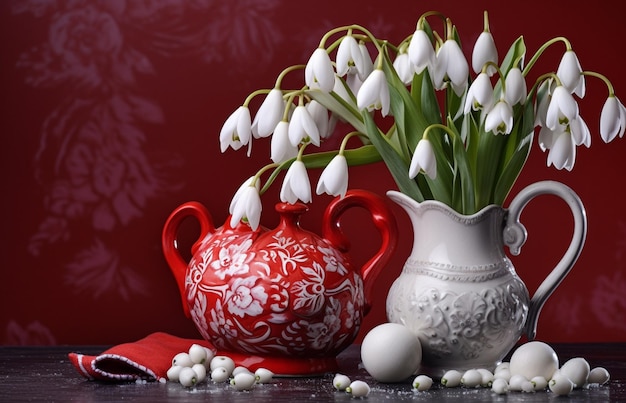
[220, 10, 624, 230]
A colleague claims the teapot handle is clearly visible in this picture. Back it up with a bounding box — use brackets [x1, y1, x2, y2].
[322, 190, 398, 313]
[504, 180, 587, 340]
[162, 201, 215, 318]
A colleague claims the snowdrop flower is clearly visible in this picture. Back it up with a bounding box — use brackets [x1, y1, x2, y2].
[408, 28, 435, 75]
[316, 154, 349, 197]
[332, 75, 355, 106]
[229, 178, 262, 230]
[464, 72, 494, 114]
[288, 104, 320, 147]
[569, 116, 591, 147]
[409, 138, 437, 179]
[472, 30, 498, 76]
[434, 38, 469, 96]
[557, 50, 585, 97]
[251, 88, 284, 138]
[280, 160, 312, 204]
[220, 106, 252, 153]
[357, 68, 390, 116]
[600, 95, 626, 143]
[546, 85, 579, 130]
[505, 67, 527, 106]
[306, 100, 331, 139]
[393, 52, 415, 85]
[357, 42, 374, 81]
[485, 99, 513, 135]
[534, 80, 554, 127]
[271, 121, 298, 163]
[538, 125, 556, 151]
[305, 48, 335, 92]
[547, 128, 576, 171]
[336, 34, 364, 77]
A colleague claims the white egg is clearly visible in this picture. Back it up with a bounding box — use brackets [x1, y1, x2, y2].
[588, 367, 610, 385]
[491, 378, 508, 394]
[360, 323, 422, 382]
[559, 357, 590, 388]
[210, 356, 236, 375]
[254, 368, 274, 384]
[231, 372, 256, 391]
[412, 374, 433, 391]
[461, 369, 482, 388]
[347, 380, 370, 397]
[530, 375, 548, 390]
[549, 373, 573, 396]
[441, 369, 463, 387]
[333, 373, 351, 390]
[509, 341, 559, 380]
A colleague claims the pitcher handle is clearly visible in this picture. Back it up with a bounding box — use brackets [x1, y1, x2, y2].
[322, 189, 398, 314]
[504, 180, 587, 340]
[162, 201, 215, 318]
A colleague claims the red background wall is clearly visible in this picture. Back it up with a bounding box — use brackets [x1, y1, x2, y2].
[1, 0, 625, 345]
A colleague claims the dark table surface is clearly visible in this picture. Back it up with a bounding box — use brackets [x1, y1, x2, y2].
[1, 343, 625, 402]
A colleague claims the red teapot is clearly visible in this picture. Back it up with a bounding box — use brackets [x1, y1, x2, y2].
[162, 190, 397, 375]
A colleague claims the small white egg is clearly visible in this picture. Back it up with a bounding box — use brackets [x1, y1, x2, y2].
[210, 356, 236, 375]
[172, 352, 194, 368]
[530, 375, 548, 390]
[509, 341, 559, 380]
[477, 368, 494, 386]
[549, 373, 573, 396]
[254, 368, 274, 384]
[412, 374, 433, 391]
[360, 323, 422, 382]
[188, 344, 208, 364]
[202, 347, 216, 368]
[166, 365, 183, 382]
[231, 372, 256, 391]
[232, 366, 252, 376]
[333, 373, 351, 391]
[461, 369, 482, 388]
[191, 363, 207, 383]
[441, 369, 463, 387]
[508, 374, 528, 391]
[588, 367, 610, 385]
[520, 380, 534, 393]
[494, 368, 511, 382]
[491, 378, 508, 394]
[495, 362, 510, 373]
[559, 357, 590, 388]
[211, 367, 230, 383]
[179, 367, 198, 388]
[347, 380, 370, 397]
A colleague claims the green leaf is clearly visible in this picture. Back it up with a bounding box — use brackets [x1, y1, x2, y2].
[493, 98, 536, 204]
[380, 50, 430, 155]
[306, 86, 366, 133]
[494, 36, 526, 97]
[362, 110, 424, 201]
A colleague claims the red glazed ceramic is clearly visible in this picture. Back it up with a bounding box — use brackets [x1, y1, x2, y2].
[162, 190, 397, 375]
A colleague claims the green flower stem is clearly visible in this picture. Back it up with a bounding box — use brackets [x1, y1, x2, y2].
[259, 145, 382, 194]
[523, 36, 572, 77]
[243, 89, 271, 107]
[482, 10, 490, 32]
[275, 64, 305, 89]
[582, 71, 615, 96]
[338, 131, 366, 154]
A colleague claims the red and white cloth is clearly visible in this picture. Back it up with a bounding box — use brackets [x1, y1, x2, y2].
[68, 332, 215, 382]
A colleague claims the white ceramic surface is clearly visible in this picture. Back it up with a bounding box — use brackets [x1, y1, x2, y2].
[386, 180, 587, 376]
